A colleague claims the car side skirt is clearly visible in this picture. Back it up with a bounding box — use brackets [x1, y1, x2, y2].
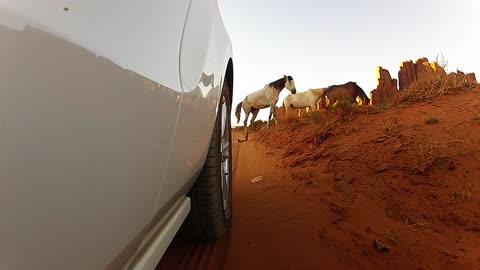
[124, 196, 191, 270]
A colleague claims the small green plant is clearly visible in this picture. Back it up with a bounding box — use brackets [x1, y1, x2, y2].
[425, 116, 439, 124]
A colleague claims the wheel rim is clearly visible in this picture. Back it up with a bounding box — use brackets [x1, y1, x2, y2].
[220, 95, 232, 219]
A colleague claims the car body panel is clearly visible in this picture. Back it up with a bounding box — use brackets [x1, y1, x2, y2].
[127, 196, 190, 270]
[0, 0, 191, 90]
[179, 0, 215, 92]
[0, 23, 180, 270]
[0, 1, 189, 270]
[157, 0, 233, 212]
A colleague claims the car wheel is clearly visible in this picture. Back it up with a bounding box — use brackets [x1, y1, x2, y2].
[181, 82, 232, 239]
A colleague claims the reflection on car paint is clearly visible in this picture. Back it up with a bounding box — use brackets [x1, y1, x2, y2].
[0, 23, 181, 270]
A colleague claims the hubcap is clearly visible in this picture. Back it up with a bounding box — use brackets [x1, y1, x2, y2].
[220, 95, 232, 218]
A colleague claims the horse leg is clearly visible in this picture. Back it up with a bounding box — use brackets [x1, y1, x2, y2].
[283, 101, 289, 120]
[269, 105, 278, 125]
[317, 98, 324, 110]
[250, 108, 260, 127]
[267, 107, 273, 127]
[243, 107, 251, 140]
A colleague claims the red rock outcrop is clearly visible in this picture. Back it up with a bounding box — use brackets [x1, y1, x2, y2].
[398, 60, 416, 91]
[456, 70, 466, 82]
[466, 73, 477, 83]
[370, 57, 476, 106]
[447, 71, 476, 83]
[370, 67, 398, 105]
[398, 57, 446, 90]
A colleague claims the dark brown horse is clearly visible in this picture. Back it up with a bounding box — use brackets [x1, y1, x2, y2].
[325, 82, 370, 106]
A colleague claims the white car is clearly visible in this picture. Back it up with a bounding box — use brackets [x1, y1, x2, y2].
[0, 1, 233, 269]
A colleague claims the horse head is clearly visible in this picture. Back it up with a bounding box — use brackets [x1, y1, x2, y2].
[284, 75, 297, 94]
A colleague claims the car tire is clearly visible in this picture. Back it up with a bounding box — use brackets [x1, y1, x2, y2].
[180, 82, 232, 239]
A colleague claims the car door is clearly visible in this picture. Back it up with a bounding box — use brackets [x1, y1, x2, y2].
[157, 0, 233, 210]
[0, 1, 190, 269]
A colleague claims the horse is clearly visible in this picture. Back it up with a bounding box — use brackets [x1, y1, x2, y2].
[235, 75, 297, 140]
[283, 88, 326, 116]
[325, 82, 370, 106]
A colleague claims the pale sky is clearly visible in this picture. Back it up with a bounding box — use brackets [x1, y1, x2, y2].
[218, 0, 480, 124]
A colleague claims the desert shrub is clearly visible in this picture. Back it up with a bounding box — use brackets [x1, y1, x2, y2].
[250, 120, 268, 131]
[408, 135, 448, 174]
[397, 70, 476, 103]
[328, 88, 355, 122]
[381, 117, 399, 138]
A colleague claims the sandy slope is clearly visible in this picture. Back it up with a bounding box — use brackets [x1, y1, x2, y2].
[247, 87, 480, 269]
[159, 86, 480, 270]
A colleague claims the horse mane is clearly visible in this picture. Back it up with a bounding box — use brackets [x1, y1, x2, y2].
[268, 76, 293, 90]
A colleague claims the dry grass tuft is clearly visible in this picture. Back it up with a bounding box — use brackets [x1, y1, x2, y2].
[344, 124, 358, 136]
[381, 117, 399, 138]
[313, 119, 338, 145]
[386, 228, 401, 244]
[425, 116, 440, 124]
[396, 71, 476, 104]
[327, 88, 356, 122]
[250, 120, 268, 131]
[407, 135, 449, 174]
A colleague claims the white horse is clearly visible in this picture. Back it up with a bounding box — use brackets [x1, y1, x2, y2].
[283, 88, 326, 116]
[235, 75, 297, 140]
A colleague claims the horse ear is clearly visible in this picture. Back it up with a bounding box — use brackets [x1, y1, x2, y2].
[284, 75, 287, 80]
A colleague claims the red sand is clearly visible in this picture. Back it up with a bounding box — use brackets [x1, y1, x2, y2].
[159, 86, 480, 270]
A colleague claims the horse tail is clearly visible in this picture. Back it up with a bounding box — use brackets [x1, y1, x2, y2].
[235, 101, 243, 124]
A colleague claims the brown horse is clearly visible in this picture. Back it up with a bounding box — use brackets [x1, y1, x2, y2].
[325, 82, 370, 106]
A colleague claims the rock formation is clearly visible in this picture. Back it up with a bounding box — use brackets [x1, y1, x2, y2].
[466, 73, 477, 83]
[370, 67, 398, 105]
[398, 57, 446, 91]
